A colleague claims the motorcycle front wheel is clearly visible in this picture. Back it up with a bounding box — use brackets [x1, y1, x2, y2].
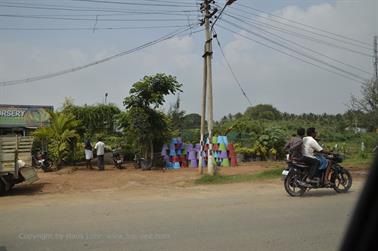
[333, 168, 352, 193]
[284, 172, 306, 197]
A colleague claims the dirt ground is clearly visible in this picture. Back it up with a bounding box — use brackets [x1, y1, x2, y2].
[5, 161, 367, 198]
[11, 162, 270, 195]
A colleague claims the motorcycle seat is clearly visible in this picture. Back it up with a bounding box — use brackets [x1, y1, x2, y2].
[291, 159, 309, 168]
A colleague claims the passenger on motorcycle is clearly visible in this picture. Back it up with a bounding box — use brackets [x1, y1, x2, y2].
[302, 127, 331, 183]
[284, 127, 305, 160]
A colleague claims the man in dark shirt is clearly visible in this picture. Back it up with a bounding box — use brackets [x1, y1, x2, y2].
[284, 128, 305, 160]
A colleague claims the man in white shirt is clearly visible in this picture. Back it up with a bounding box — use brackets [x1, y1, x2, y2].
[94, 138, 105, 171]
[302, 127, 330, 182]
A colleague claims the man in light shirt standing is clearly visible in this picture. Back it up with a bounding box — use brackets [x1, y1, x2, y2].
[94, 138, 105, 171]
[302, 127, 330, 183]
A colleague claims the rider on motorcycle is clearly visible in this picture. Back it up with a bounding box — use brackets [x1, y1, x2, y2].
[302, 127, 331, 183]
[284, 127, 305, 160]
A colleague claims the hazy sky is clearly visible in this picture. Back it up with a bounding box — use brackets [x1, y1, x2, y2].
[0, 0, 377, 119]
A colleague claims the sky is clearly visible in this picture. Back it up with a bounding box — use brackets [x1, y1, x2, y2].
[0, 0, 377, 120]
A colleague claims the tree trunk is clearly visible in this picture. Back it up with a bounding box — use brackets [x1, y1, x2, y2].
[150, 139, 154, 160]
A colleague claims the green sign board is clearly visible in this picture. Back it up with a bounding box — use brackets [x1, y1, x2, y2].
[0, 105, 53, 128]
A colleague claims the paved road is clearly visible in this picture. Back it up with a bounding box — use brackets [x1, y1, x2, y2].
[0, 181, 363, 251]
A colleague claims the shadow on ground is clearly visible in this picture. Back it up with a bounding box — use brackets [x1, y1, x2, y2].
[4, 182, 48, 196]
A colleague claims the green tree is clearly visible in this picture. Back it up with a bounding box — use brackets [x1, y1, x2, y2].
[182, 113, 201, 129]
[244, 104, 282, 120]
[254, 127, 286, 160]
[120, 73, 182, 160]
[351, 78, 378, 130]
[168, 94, 186, 136]
[33, 111, 80, 167]
[62, 98, 121, 136]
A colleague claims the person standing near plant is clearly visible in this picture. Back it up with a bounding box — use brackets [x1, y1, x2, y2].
[95, 138, 105, 171]
[84, 139, 93, 169]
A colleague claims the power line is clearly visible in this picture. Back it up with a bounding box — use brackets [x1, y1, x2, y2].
[213, 31, 253, 106]
[222, 6, 373, 54]
[221, 19, 368, 82]
[221, 14, 373, 76]
[0, 14, 191, 22]
[218, 24, 365, 84]
[236, 3, 373, 48]
[0, 25, 200, 87]
[0, 24, 193, 31]
[222, 11, 373, 58]
[72, 0, 196, 8]
[0, 3, 198, 15]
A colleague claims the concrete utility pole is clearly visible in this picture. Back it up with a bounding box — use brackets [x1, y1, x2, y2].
[199, 0, 236, 175]
[199, 50, 207, 174]
[104, 92, 108, 104]
[203, 0, 215, 175]
[374, 36, 378, 91]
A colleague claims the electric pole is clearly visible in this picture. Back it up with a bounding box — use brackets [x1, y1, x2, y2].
[203, 0, 216, 175]
[104, 92, 108, 104]
[199, 48, 207, 174]
[199, 0, 236, 176]
[374, 35, 378, 91]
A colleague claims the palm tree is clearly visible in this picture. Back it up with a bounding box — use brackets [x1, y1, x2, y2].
[33, 111, 79, 167]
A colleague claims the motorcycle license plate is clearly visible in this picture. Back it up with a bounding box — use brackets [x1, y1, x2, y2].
[281, 169, 289, 180]
[282, 170, 289, 176]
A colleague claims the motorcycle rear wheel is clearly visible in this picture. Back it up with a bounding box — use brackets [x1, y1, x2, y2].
[333, 168, 352, 193]
[284, 172, 306, 197]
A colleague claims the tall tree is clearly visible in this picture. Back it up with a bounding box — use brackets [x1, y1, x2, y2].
[120, 73, 182, 160]
[351, 78, 378, 130]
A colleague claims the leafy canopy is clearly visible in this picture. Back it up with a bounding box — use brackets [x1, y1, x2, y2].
[124, 73, 182, 109]
[33, 111, 80, 166]
[120, 73, 182, 159]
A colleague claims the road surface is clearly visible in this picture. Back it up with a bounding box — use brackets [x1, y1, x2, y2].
[0, 179, 363, 251]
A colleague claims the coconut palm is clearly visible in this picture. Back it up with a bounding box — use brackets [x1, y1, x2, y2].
[33, 111, 80, 167]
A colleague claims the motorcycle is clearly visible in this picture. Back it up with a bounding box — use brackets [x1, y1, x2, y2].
[112, 150, 125, 169]
[133, 155, 153, 170]
[282, 153, 352, 196]
[32, 152, 53, 172]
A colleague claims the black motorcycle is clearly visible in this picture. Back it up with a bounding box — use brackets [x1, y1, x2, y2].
[32, 152, 53, 172]
[112, 150, 125, 169]
[282, 153, 352, 196]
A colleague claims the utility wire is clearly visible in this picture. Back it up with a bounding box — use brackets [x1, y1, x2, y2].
[72, 0, 196, 8]
[218, 24, 365, 84]
[0, 3, 198, 15]
[221, 14, 372, 75]
[0, 25, 200, 87]
[213, 31, 253, 106]
[228, 4, 373, 51]
[222, 11, 372, 58]
[237, 3, 373, 48]
[0, 14, 191, 22]
[0, 24, 192, 31]
[222, 19, 368, 82]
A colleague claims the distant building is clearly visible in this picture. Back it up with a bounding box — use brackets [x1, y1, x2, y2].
[345, 126, 368, 134]
[0, 104, 53, 136]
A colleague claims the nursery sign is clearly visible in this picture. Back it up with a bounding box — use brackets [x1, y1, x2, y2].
[0, 104, 53, 128]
